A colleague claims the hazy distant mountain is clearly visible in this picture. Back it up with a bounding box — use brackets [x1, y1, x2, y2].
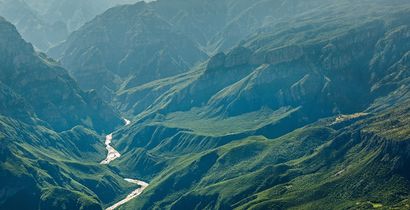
[0, 0, 140, 51]
[49, 0, 345, 102]
[49, 2, 208, 101]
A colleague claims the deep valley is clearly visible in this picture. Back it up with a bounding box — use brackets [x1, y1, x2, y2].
[0, 0, 410, 209]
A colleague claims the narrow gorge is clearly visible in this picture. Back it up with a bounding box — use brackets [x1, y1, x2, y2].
[101, 119, 149, 210]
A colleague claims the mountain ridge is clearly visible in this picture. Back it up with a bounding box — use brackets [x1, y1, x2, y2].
[0, 16, 123, 132]
[1, 0, 410, 209]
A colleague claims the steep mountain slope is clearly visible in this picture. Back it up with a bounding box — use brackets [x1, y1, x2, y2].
[0, 116, 136, 210]
[0, 17, 122, 132]
[0, 17, 141, 210]
[0, 0, 139, 51]
[149, 0, 338, 53]
[51, 0, 366, 103]
[2, 0, 410, 209]
[51, 0, 410, 106]
[125, 101, 410, 209]
[99, 1, 410, 209]
[117, 1, 410, 125]
[49, 1, 208, 100]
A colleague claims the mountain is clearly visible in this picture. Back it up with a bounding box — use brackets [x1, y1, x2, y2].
[124, 101, 410, 209]
[49, 1, 208, 100]
[93, 0, 410, 209]
[2, 0, 410, 209]
[0, 0, 139, 51]
[0, 17, 139, 210]
[0, 16, 122, 132]
[116, 0, 410, 122]
[50, 0, 410, 106]
[50, 0, 355, 102]
[0, 117, 135, 210]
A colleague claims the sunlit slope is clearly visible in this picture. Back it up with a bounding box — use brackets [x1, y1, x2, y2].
[0, 116, 135, 210]
[0, 17, 134, 210]
[107, 1, 410, 209]
[122, 100, 410, 210]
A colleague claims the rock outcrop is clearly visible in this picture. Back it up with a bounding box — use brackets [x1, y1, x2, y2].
[224, 47, 252, 68]
[252, 45, 304, 65]
[207, 52, 226, 70]
[0, 17, 122, 132]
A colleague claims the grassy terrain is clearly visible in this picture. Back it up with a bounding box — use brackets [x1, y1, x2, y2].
[0, 116, 135, 209]
[120, 100, 410, 210]
[161, 107, 298, 136]
[1, 0, 410, 209]
[104, 1, 410, 209]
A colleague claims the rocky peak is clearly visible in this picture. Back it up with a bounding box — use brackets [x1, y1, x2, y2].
[0, 17, 122, 132]
[0, 17, 33, 56]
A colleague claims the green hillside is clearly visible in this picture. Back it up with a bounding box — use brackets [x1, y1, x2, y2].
[1, 0, 410, 209]
[107, 1, 410, 209]
[0, 17, 133, 209]
[136, 102, 410, 210]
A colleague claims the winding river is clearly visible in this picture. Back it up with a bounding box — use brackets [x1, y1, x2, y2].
[101, 119, 149, 210]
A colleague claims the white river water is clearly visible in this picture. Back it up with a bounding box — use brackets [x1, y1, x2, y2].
[101, 118, 149, 210]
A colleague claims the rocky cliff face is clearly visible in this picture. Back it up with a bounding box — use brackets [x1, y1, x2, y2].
[206, 47, 253, 70]
[206, 52, 226, 70]
[49, 3, 207, 100]
[115, 3, 410, 120]
[247, 45, 304, 66]
[52, 0, 364, 105]
[0, 17, 122, 132]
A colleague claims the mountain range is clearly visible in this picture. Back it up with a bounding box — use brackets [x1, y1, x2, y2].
[0, 17, 135, 210]
[0, 0, 139, 51]
[1, 0, 410, 209]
